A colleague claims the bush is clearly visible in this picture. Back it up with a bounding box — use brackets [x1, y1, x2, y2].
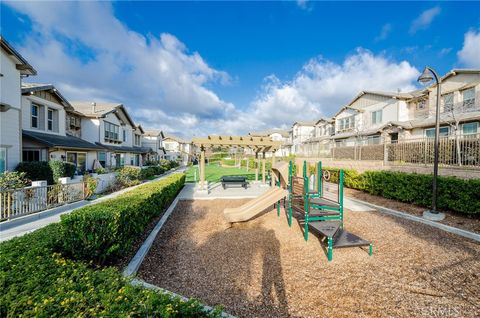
[0, 171, 30, 191]
[15, 161, 77, 184]
[83, 174, 98, 198]
[322, 167, 480, 215]
[16, 161, 52, 184]
[0, 223, 220, 317]
[140, 166, 158, 180]
[116, 166, 142, 187]
[94, 167, 107, 174]
[60, 173, 186, 263]
[49, 160, 76, 182]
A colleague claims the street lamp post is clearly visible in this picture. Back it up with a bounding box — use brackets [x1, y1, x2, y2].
[417, 66, 445, 221]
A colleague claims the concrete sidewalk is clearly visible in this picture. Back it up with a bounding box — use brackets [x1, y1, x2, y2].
[0, 168, 184, 242]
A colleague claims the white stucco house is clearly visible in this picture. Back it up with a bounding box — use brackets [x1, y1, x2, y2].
[20, 83, 104, 174]
[0, 37, 36, 172]
[70, 102, 148, 168]
[142, 129, 166, 161]
[248, 129, 290, 157]
[291, 121, 316, 154]
[163, 134, 191, 164]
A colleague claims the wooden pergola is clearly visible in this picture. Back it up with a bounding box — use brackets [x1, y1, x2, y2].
[192, 135, 283, 190]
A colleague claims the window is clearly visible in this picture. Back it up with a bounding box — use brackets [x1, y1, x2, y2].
[0, 148, 6, 173]
[442, 93, 454, 113]
[371, 110, 382, 125]
[123, 130, 126, 142]
[462, 122, 479, 135]
[98, 152, 106, 167]
[31, 104, 39, 128]
[22, 150, 40, 162]
[66, 152, 87, 174]
[462, 88, 475, 109]
[134, 134, 141, 146]
[416, 99, 426, 110]
[47, 109, 53, 131]
[425, 127, 449, 138]
[367, 135, 381, 145]
[134, 154, 140, 166]
[338, 116, 355, 131]
[104, 122, 119, 141]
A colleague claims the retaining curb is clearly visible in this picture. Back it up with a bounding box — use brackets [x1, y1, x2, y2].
[123, 188, 236, 318]
[347, 197, 480, 243]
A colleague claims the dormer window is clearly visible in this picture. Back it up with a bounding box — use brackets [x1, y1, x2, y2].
[416, 99, 426, 110]
[104, 121, 120, 142]
[134, 134, 141, 146]
[442, 93, 454, 113]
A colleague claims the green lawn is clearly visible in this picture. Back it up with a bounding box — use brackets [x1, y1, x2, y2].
[185, 164, 259, 182]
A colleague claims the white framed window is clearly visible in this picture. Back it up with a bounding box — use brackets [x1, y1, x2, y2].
[462, 88, 475, 109]
[0, 147, 7, 173]
[104, 122, 119, 141]
[47, 109, 54, 131]
[366, 135, 381, 145]
[425, 127, 449, 138]
[31, 104, 39, 128]
[97, 151, 106, 167]
[462, 122, 478, 135]
[371, 110, 382, 125]
[134, 134, 141, 146]
[442, 93, 454, 112]
[123, 130, 126, 142]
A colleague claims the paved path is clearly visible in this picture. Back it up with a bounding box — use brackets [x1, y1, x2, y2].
[0, 168, 184, 242]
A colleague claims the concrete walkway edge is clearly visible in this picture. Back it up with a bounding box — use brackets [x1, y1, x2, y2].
[347, 197, 480, 243]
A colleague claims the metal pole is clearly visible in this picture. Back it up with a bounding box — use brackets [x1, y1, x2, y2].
[431, 67, 441, 213]
[200, 146, 205, 190]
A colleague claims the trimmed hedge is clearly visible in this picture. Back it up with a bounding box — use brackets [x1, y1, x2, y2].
[0, 210, 220, 317]
[322, 167, 480, 215]
[15, 160, 76, 185]
[60, 173, 186, 263]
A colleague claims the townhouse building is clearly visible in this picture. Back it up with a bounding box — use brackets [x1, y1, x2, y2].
[20, 83, 104, 174]
[291, 121, 316, 153]
[248, 129, 290, 157]
[70, 102, 148, 168]
[0, 37, 36, 172]
[163, 134, 191, 164]
[142, 129, 166, 161]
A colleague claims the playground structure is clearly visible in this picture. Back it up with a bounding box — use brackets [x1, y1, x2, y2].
[221, 157, 372, 261]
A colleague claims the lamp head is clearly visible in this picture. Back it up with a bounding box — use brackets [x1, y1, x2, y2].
[417, 67, 433, 84]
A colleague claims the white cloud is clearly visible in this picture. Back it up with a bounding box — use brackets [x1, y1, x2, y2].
[5, 1, 234, 138]
[375, 23, 392, 42]
[296, 0, 312, 11]
[457, 29, 480, 68]
[246, 49, 420, 129]
[6, 1, 420, 138]
[410, 6, 441, 34]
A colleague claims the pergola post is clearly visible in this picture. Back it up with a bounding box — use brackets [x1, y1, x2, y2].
[262, 152, 266, 184]
[200, 146, 205, 190]
[255, 151, 259, 182]
[271, 150, 276, 188]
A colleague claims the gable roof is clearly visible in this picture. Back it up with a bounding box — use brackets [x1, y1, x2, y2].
[292, 121, 316, 127]
[163, 133, 188, 144]
[144, 129, 165, 138]
[334, 105, 363, 117]
[21, 82, 72, 109]
[1, 36, 37, 76]
[441, 69, 480, 82]
[314, 117, 334, 125]
[249, 129, 289, 138]
[346, 90, 413, 108]
[71, 101, 136, 127]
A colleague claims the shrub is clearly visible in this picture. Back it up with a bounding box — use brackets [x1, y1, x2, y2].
[94, 167, 107, 174]
[116, 166, 142, 187]
[0, 171, 30, 191]
[0, 223, 220, 317]
[140, 166, 158, 180]
[60, 173, 186, 263]
[49, 160, 76, 182]
[83, 174, 98, 198]
[16, 161, 54, 184]
[322, 167, 480, 215]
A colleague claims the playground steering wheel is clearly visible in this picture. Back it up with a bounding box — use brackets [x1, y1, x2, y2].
[322, 170, 331, 181]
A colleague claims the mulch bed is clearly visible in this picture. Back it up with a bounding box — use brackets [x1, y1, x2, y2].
[139, 199, 479, 318]
[344, 188, 480, 234]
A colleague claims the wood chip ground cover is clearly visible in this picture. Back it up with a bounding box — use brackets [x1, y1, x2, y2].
[139, 199, 479, 318]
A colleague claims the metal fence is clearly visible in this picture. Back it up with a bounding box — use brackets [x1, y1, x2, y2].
[0, 182, 85, 221]
[297, 133, 480, 168]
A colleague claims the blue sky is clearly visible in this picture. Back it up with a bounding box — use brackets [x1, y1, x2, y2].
[2, 1, 480, 137]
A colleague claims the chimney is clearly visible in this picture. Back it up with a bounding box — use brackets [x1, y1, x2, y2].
[91, 102, 96, 113]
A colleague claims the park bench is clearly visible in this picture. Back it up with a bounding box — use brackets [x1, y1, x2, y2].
[220, 176, 248, 189]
